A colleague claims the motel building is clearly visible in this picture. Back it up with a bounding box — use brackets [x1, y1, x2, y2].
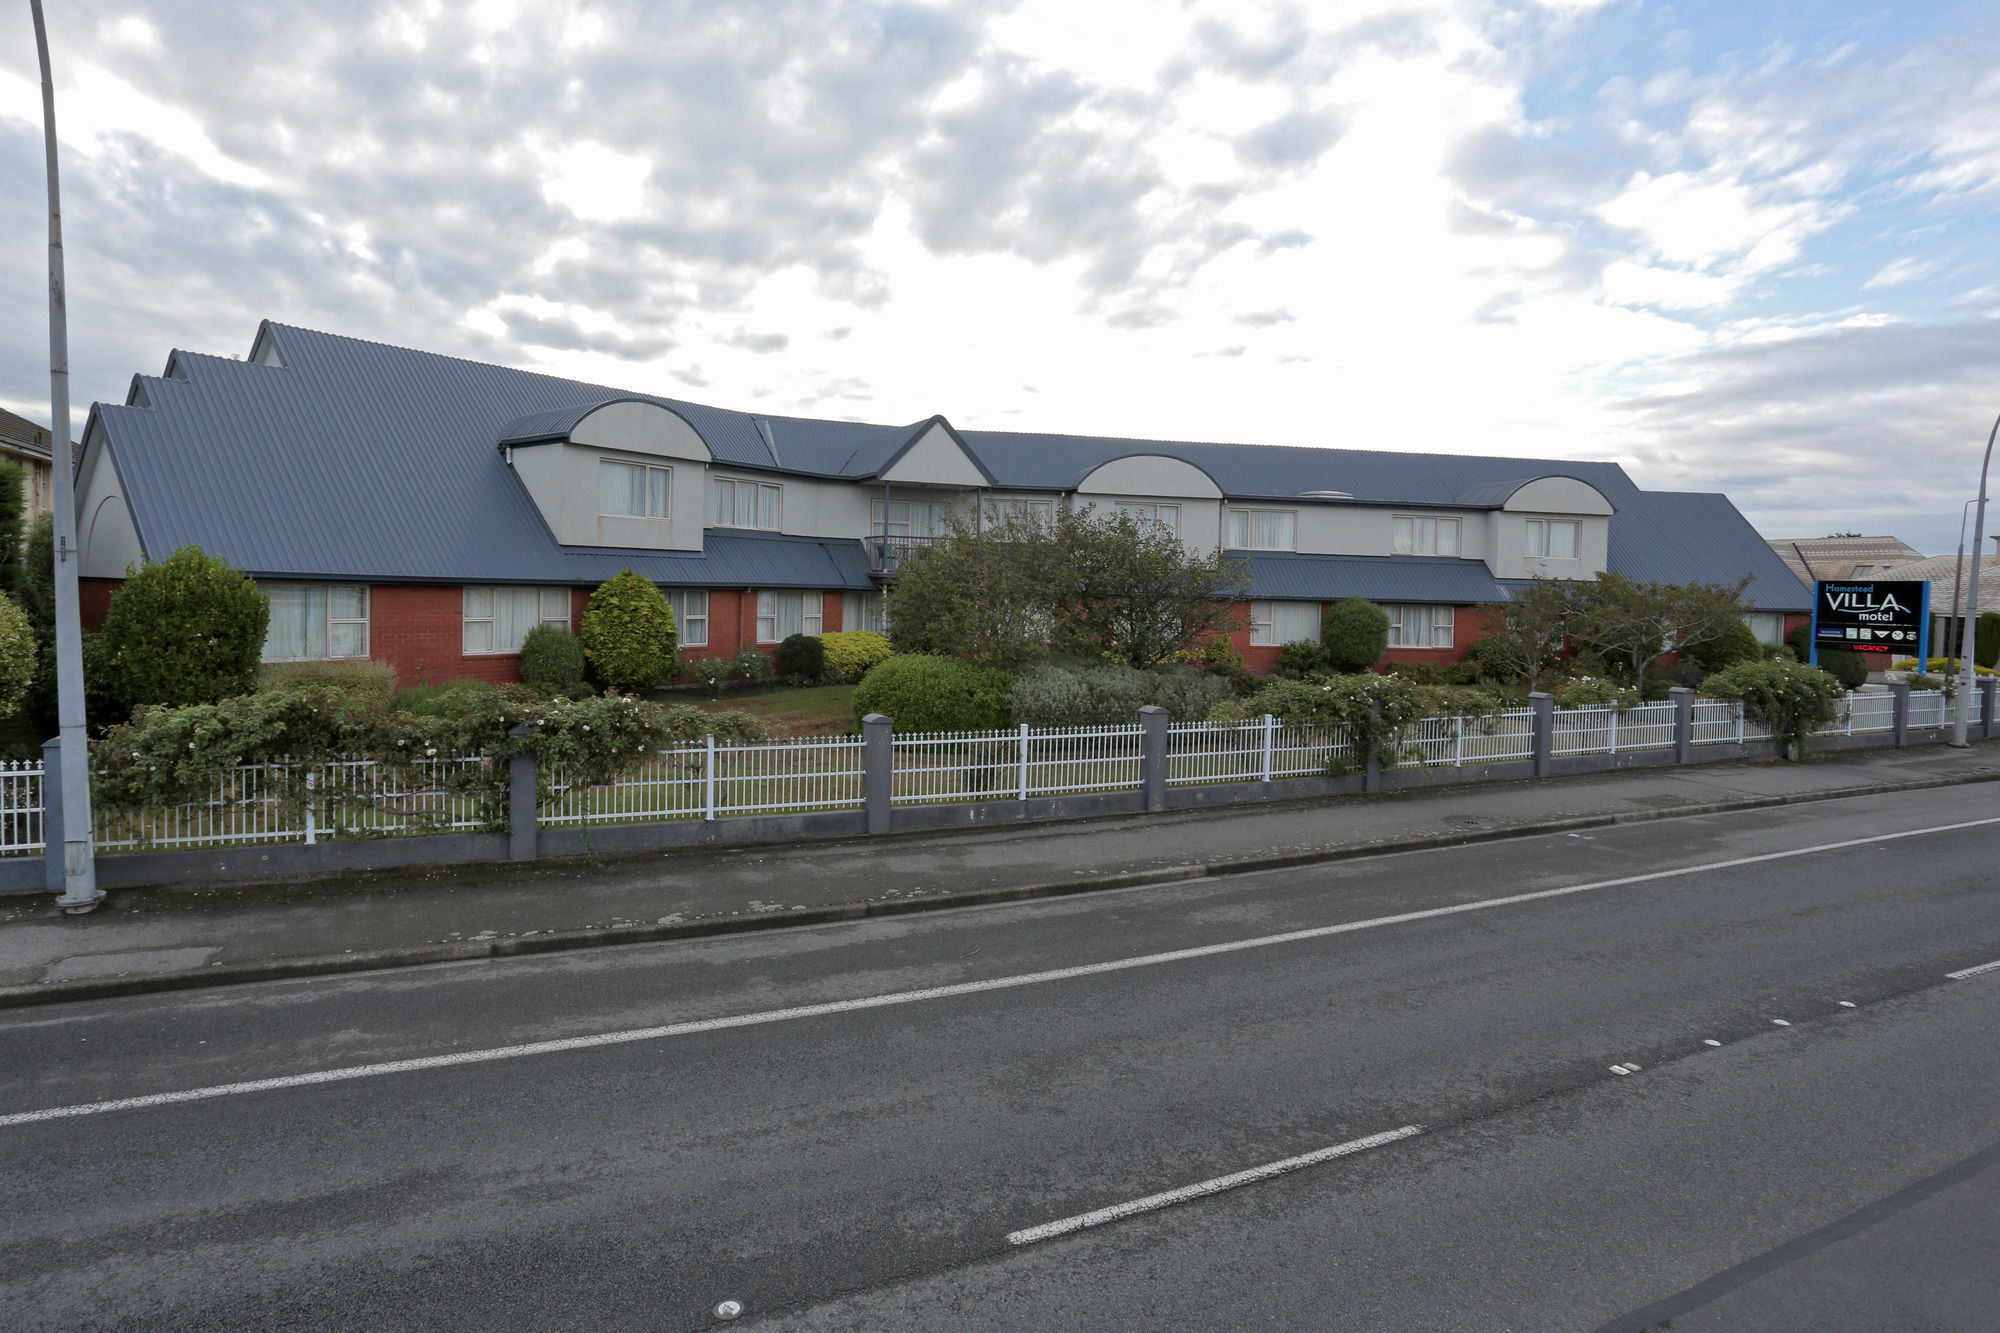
[71, 322, 1811, 685]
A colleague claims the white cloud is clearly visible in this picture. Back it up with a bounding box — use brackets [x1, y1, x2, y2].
[1862, 255, 1942, 289]
[536, 139, 651, 223]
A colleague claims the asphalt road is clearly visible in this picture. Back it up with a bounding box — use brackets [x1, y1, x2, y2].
[2, 785, 1997, 1331]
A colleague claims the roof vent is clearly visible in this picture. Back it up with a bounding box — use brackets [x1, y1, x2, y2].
[1299, 489, 1353, 500]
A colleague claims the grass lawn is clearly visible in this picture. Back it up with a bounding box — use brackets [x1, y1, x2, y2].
[672, 682, 857, 735]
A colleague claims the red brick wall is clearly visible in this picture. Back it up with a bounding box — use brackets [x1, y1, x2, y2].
[1232, 602, 1496, 675]
[367, 585, 530, 687]
[80, 578, 119, 631]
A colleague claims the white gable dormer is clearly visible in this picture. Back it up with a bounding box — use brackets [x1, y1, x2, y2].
[878, 421, 990, 488]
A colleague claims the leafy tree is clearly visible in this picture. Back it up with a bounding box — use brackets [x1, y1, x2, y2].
[0, 461, 24, 598]
[97, 545, 269, 709]
[886, 503, 1248, 668]
[1569, 573, 1750, 683]
[579, 570, 677, 692]
[1474, 577, 1578, 690]
[0, 593, 34, 717]
[1319, 596, 1389, 672]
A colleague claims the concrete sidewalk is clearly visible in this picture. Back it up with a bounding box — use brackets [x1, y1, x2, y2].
[3, 741, 1996, 1005]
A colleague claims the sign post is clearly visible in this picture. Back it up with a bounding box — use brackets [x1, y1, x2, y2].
[1811, 580, 1929, 666]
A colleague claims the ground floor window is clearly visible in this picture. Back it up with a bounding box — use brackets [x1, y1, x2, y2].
[1744, 611, 1785, 646]
[1387, 604, 1454, 649]
[756, 590, 824, 642]
[261, 584, 369, 661]
[464, 586, 570, 654]
[665, 590, 709, 646]
[843, 591, 887, 634]
[1248, 600, 1322, 646]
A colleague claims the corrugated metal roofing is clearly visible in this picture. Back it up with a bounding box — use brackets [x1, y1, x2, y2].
[85, 321, 1808, 607]
[1243, 554, 1508, 604]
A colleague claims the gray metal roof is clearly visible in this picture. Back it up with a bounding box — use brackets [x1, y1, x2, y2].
[1242, 554, 1508, 604]
[83, 321, 1808, 607]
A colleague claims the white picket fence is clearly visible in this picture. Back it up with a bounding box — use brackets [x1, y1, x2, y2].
[0, 690, 1966, 856]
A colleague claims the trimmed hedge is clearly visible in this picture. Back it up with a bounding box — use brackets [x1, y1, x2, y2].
[258, 658, 397, 706]
[1320, 597, 1389, 672]
[852, 654, 1013, 732]
[1980, 611, 2000, 670]
[819, 631, 894, 683]
[1009, 661, 1233, 727]
[773, 633, 826, 682]
[580, 570, 677, 692]
[520, 624, 589, 693]
[96, 545, 269, 709]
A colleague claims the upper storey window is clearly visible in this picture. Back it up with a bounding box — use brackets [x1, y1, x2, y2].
[1526, 519, 1580, 559]
[1392, 515, 1459, 556]
[1226, 508, 1296, 551]
[714, 477, 782, 530]
[1116, 501, 1181, 533]
[599, 460, 670, 519]
[872, 499, 951, 538]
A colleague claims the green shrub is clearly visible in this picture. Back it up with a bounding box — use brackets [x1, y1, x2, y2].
[1979, 612, 2000, 670]
[0, 462, 24, 597]
[773, 633, 826, 683]
[579, 570, 678, 693]
[1687, 618, 1763, 673]
[258, 658, 397, 706]
[1702, 658, 1847, 759]
[1275, 639, 1328, 677]
[96, 545, 269, 709]
[1551, 675, 1641, 711]
[0, 593, 33, 717]
[730, 646, 769, 682]
[1243, 673, 1427, 771]
[1890, 656, 1995, 677]
[689, 657, 731, 698]
[1817, 648, 1871, 689]
[1320, 597, 1389, 672]
[853, 654, 1013, 732]
[1009, 661, 1232, 727]
[520, 623, 588, 693]
[819, 631, 894, 683]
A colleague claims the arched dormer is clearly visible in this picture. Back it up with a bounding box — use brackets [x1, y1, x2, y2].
[498, 398, 714, 550]
[1457, 475, 1614, 576]
[1074, 454, 1224, 499]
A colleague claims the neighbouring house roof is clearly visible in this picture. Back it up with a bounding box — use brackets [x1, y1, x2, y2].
[1767, 535, 1926, 585]
[1876, 552, 2000, 615]
[83, 321, 1812, 607]
[0, 407, 59, 462]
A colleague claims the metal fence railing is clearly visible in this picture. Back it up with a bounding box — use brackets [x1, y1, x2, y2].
[892, 724, 1144, 805]
[0, 689, 1975, 858]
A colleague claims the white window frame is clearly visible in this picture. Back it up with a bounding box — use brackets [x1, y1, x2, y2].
[1225, 508, 1298, 551]
[756, 591, 824, 643]
[843, 591, 888, 634]
[871, 498, 952, 539]
[463, 586, 572, 655]
[1115, 501, 1181, 533]
[1392, 514, 1461, 556]
[988, 498, 1054, 526]
[1387, 604, 1455, 649]
[712, 476, 784, 530]
[1525, 519, 1580, 559]
[1744, 611, 1784, 646]
[1247, 600, 1323, 647]
[598, 459, 672, 519]
[260, 584, 370, 662]
[666, 590, 709, 647]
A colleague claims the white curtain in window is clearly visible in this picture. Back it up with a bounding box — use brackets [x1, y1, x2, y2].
[465, 587, 569, 654]
[1271, 602, 1322, 643]
[264, 586, 327, 661]
[1547, 521, 1578, 558]
[1230, 510, 1295, 550]
[667, 590, 709, 646]
[1249, 601, 1277, 645]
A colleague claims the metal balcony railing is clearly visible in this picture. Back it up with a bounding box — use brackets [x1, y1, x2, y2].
[863, 533, 938, 574]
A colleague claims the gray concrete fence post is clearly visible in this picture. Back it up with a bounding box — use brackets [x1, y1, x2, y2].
[1669, 686, 1695, 764]
[507, 723, 538, 861]
[1363, 699, 1384, 793]
[862, 713, 893, 835]
[1529, 691, 1555, 778]
[1980, 677, 1997, 741]
[1888, 680, 1911, 747]
[1139, 706, 1168, 812]
[41, 737, 63, 894]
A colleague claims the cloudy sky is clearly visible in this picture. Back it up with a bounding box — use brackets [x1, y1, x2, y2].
[3, 0, 1997, 553]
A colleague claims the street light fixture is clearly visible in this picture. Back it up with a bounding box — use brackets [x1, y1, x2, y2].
[30, 0, 102, 911]
[1950, 412, 1998, 748]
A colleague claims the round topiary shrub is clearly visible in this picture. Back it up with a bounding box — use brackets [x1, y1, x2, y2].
[1688, 618, 1763, 673]
[520, 623, 588, 694]
[1276, 639, 1328, 678]
[1818, 648, 1871, 689]
[819, 631, 894, 683]
[1320, 596, 1389, 672]
[773, 633, 826, 683]
[96, 545, 269, 709]
[853, 654, 1013, 732]
[579, 570, 678, 693]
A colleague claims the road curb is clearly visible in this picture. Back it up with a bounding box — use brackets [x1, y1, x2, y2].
[4, 766, 1996, 1010]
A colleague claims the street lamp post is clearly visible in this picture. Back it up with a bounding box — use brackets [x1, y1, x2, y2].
[31, 0, 102, 911]
[1951, 412, 1998, 748]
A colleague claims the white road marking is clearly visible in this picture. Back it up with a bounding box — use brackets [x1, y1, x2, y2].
[1005, 1126, 1423, 1246]
[1947, 958, 2000, 980]
[8, 814, 2000, 1129]
[1703, 1039, 1723, 1047]
[1838, 1000, 1857, 1008]
[1771, 1019, 1792, 1026]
